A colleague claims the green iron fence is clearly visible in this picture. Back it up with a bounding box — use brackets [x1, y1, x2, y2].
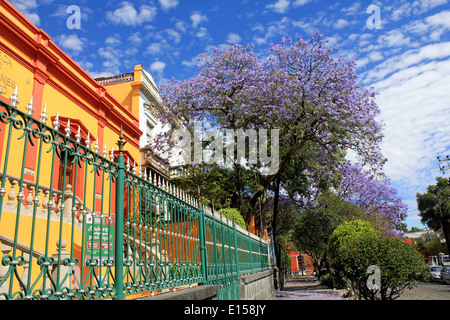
[0, 90, 269, 300]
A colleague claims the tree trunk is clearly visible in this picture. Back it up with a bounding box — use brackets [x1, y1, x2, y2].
[324, 255, 337, 288]
[271, 176, 282, 289]
[234, 163, 243, 214]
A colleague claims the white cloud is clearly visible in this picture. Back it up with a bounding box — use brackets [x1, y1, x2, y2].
[89, 70, 116, 79]
[390, 3, 413, 21]
[175, 20, 187, 32]
[361, 38, 450, 229]
[382, 29, 412, 47]
[128, 32, 143, 46]
[149, 61, 167, 84]
[150, 61, 166, 73]
[368, 51, 384, 62]
[55, 34, 84, 53]
[10, 0, 40, 25]
[107, 1, 157, 26]
[266, 0, 290, 13]
[166, 28, 181, 43]
[416, 0, 448, 13]
[341, 2, 361, 16]
[147, 43, 163, 55]
[364, 42, 450, 83]
[105, 36, 121, 46]
[251, 17, 292, 45]
[293, 0, 311, 6]
[386, 0, 448, 21]
[190, 11, 208, 28]
[334, 18, 349, 29]
[159, 0, 179, 11]
[374, 58, 450, 186]
[399, 10, 450, 42]
[98, 46, 121, 74]
[425, 10, 450, 28]
[181, 55, 199, 68]
[195, 27, 209, 39]
[227, 32, 242, 43]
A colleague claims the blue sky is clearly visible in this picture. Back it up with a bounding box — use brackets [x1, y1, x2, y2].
[9, 0, 450, 230]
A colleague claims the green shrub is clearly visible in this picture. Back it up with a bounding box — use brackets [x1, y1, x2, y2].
[328, 220, 428, 300]
[217, 208, 246, 230]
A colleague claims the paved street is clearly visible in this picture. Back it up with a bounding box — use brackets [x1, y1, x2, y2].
[275, 275, 347, 300]
[397, 281, 450, 300]
[275, 275, 450, 300]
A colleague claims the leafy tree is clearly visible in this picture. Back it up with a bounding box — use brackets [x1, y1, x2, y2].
[416, 177, 450, 255]
[416, 177, 450, 231]
[292, 192, 363, 278]
[328, 220, 428, 300]
[414, 231, 447, 258]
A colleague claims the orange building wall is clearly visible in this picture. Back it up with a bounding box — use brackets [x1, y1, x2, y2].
[289, 251, 314, 274]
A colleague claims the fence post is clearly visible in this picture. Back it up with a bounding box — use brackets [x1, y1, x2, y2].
[233, 222, 239, 277]
[198, 203, 208, 284]
[114, 127, 126, 300]
[248, 231, 253, 273]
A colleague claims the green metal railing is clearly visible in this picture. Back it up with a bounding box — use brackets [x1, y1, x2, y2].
[0, 90, 269, 300]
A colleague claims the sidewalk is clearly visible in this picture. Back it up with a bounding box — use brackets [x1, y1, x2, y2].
[275, 274, 348, 300]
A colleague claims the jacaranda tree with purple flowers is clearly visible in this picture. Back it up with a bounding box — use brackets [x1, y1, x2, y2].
[154, 32, 384, 207]
[151, 32, 395, 279]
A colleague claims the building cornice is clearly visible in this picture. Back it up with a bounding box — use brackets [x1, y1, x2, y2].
[0, 0, 142, 148]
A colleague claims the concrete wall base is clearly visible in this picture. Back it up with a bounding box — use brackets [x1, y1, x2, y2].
[135, 269, 275, 300]
[137, 285, 219, 300]
[239, 269, 275, 300]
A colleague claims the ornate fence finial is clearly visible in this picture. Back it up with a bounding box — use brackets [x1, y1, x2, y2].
[26, 96, 34, 115]
[65, 119, 71, 137]
[40, 104, 48, 124]
[75, 125, 81, 143]
[85, 131, 91, 149]
[103, 142, 107, 158]
[110, 147, 115, 162]
[94, 140, 99, 154]
[116, 125, 127, 157]
[53, 112, 60, 130]
[9, 86, 19, 106]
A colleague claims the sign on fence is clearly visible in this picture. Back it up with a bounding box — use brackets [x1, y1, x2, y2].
[84, 214, 115, 264]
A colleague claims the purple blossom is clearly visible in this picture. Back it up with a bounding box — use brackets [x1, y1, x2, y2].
[151, 32, 388, 208]
[337, 161, 407, 235]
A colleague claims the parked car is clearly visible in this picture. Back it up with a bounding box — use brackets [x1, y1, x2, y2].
[429, 266, 443, 282]
[440, 266, 450, 284]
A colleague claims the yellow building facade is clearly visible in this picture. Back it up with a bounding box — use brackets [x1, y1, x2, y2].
[0, 0, 142, 297]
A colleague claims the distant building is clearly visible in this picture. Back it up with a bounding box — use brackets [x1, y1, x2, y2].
[289, 251, 313, 275]
[96, 65, 173, 183]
